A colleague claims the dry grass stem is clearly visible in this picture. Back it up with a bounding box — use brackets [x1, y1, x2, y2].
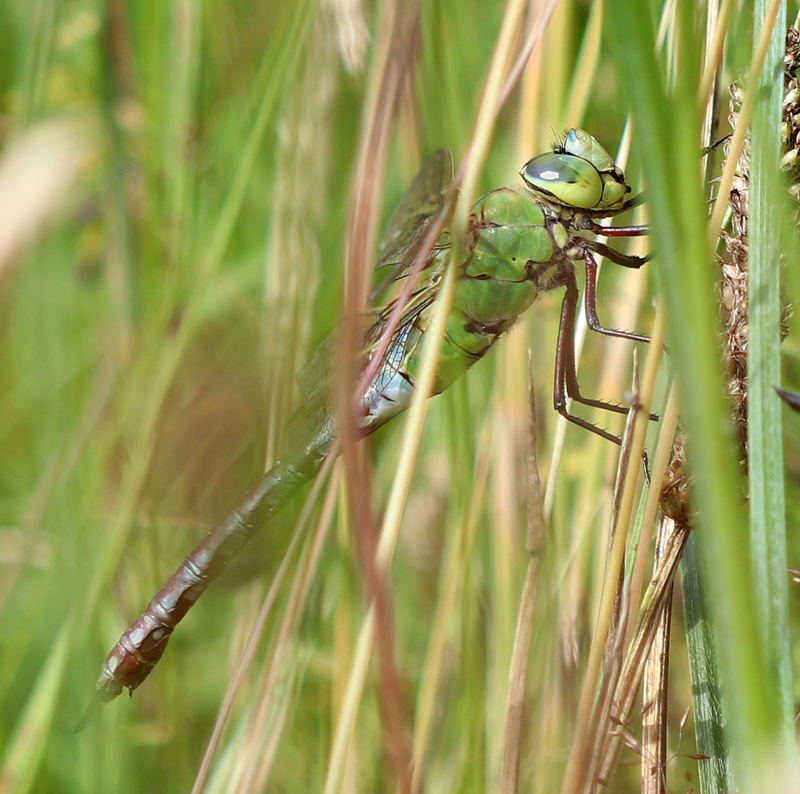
[561, 303, 664, 794]
[232, 462, 341, 794]
[411, 430, 492, 792]
[639, 517, 676, 794]
[499, 356, 547, 794]
[596, 514, 692, 789]
[339, 3, 425, 788]
[625, 379, 681, 651]
[191, 457, 341, 794]
[560, 382, 640, 794]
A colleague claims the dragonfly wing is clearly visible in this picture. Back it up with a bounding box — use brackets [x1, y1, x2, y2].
[359, 278, 439, 431]
[295, 328, 337, 400]
[375, 149, 454, 281]
[298, 150, 453, 402]
[294, 311, 384, 402]
[292, 151, 449, 441]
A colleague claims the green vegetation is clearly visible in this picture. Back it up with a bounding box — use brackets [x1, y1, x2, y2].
[0, 1, 798, 793]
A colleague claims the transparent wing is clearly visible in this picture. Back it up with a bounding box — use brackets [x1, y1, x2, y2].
[294, 314, 377, 402]
[295, 278, 439, 415]
[294, 150, 452, 436]
[295, 328, 338, 400]
[375, 149, 454, 280]
[361, 278, 438, 397]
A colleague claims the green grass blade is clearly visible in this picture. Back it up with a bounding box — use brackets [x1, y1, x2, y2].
[748, 0, 795, 762]
[605, 0, 789, 788]
[0, 622, 70, 794]
[680, 538, 735, 794]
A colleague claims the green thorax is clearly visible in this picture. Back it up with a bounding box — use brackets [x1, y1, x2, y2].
[432, 188, 560, 393]
[374, 129, 638, 398]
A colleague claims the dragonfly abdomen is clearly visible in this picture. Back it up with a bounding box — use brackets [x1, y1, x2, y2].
[95, 449, 329, 699]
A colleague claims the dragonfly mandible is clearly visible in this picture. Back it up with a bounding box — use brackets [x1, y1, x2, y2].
[92, 129, 651, 703]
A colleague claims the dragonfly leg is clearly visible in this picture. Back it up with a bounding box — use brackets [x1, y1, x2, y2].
[587, 239, 650, 269]
[583, 251, 650, 344]
[583, 252, 659, 423]
[554, 278, 626, 445]
[584, 219, 649, 237]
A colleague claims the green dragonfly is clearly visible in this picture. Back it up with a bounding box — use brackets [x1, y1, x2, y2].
[94, 129, 650, 701]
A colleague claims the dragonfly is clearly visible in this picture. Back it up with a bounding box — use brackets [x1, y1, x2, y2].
[93, 129, 650, 702]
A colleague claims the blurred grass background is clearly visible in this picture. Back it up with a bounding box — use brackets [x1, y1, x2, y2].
[0, 1, 799, 793]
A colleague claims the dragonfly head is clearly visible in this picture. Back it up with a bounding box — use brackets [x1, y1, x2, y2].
[520, 129, 631, 214]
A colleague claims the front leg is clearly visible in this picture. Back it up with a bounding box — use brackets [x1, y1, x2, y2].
[583, 249, 650, 344]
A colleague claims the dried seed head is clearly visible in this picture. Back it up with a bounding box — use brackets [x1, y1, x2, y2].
[660, 433, 692, 526]
[717, 26, 798, 461]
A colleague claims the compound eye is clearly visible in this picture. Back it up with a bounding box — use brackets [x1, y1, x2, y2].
[520, 152, 603, 209]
